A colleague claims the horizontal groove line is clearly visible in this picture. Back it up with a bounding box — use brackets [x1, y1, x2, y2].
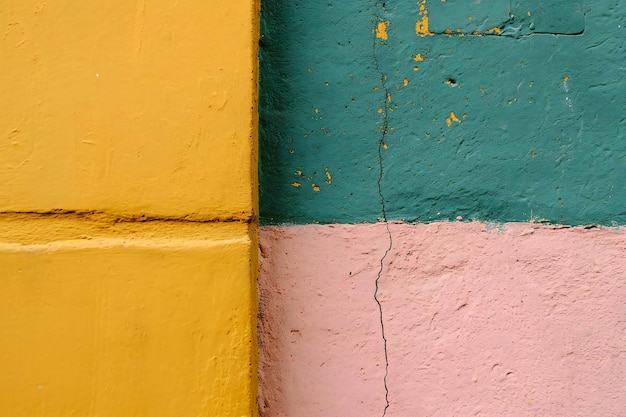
[0, 210, 256, 224]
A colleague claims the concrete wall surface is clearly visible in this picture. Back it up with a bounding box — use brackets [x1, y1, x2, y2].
[260, 0, 625, 226]
[259, 223, 626, 416]
[258, 0, 626, 416]
[1, 2, 259, 416]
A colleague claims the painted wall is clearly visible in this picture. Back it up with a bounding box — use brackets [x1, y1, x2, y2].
[259, 223, 626, 416]
[260, 0, 625, 226]
[258, 0, 626, 416]
[0, 2, 258, 416]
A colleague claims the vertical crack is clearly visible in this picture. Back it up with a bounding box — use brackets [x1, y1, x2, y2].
[372, 4, 393, 416]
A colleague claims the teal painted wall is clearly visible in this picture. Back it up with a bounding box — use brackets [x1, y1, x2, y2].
[260, 0, 625, 225]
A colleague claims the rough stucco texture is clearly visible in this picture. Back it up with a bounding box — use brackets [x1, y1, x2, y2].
[259, 0, 625, 225]
[258, 223, 626, 417]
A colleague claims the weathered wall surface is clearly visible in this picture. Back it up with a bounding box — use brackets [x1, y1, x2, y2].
[1, 2, 258, 416]
[258, 0, 626, 416]
[259, 223, 626, 416]
[260, 0, 625, 225]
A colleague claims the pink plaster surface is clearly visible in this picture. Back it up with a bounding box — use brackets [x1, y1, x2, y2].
[258, 222, 626, 417]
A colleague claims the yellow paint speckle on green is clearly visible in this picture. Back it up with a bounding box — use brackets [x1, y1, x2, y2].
[416, 0, 433, 36]
[446, 111, 461, 126]
[376, 21, 389, 40]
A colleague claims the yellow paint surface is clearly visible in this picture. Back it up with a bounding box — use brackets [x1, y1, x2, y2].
[0, 1, 258, 219]
[0, 222, 256, 417]
[0, 0, 259, 416]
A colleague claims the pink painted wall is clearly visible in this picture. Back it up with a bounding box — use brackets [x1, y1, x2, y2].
[258, 222, 626, 416]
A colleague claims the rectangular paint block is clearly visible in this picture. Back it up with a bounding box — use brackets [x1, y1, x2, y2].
[427, 0, 511, 34]
[0, 227, 256, 417]
[512, 0, 586, 35]
[427, 0, 586, 36]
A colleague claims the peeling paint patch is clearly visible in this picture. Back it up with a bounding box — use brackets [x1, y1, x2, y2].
[324, 167, 332, 184]
[376, 20, 390, 40]
[445, 112, 461, 126]
[416, 0, 433, 36]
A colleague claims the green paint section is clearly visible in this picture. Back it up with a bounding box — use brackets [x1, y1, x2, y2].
[427, 1, 586, 35]
[428, 0, 510, 34]
[260, 0, 625, 225]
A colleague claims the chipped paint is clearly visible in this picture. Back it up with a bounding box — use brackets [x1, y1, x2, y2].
[376, 20, 390, 40]
[416, 0, 433, 36]
[260, 0, 626, 226]
[416, 16, 431, 36]
[445, 111, 461, 126]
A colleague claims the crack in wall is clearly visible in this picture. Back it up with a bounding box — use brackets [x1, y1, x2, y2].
[428, 29, 585, 38]
[372, 4, 393, 416]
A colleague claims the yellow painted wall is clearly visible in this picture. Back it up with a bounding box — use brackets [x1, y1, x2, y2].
[0, 1, 258, 416]
[1, 1, 258, 218]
